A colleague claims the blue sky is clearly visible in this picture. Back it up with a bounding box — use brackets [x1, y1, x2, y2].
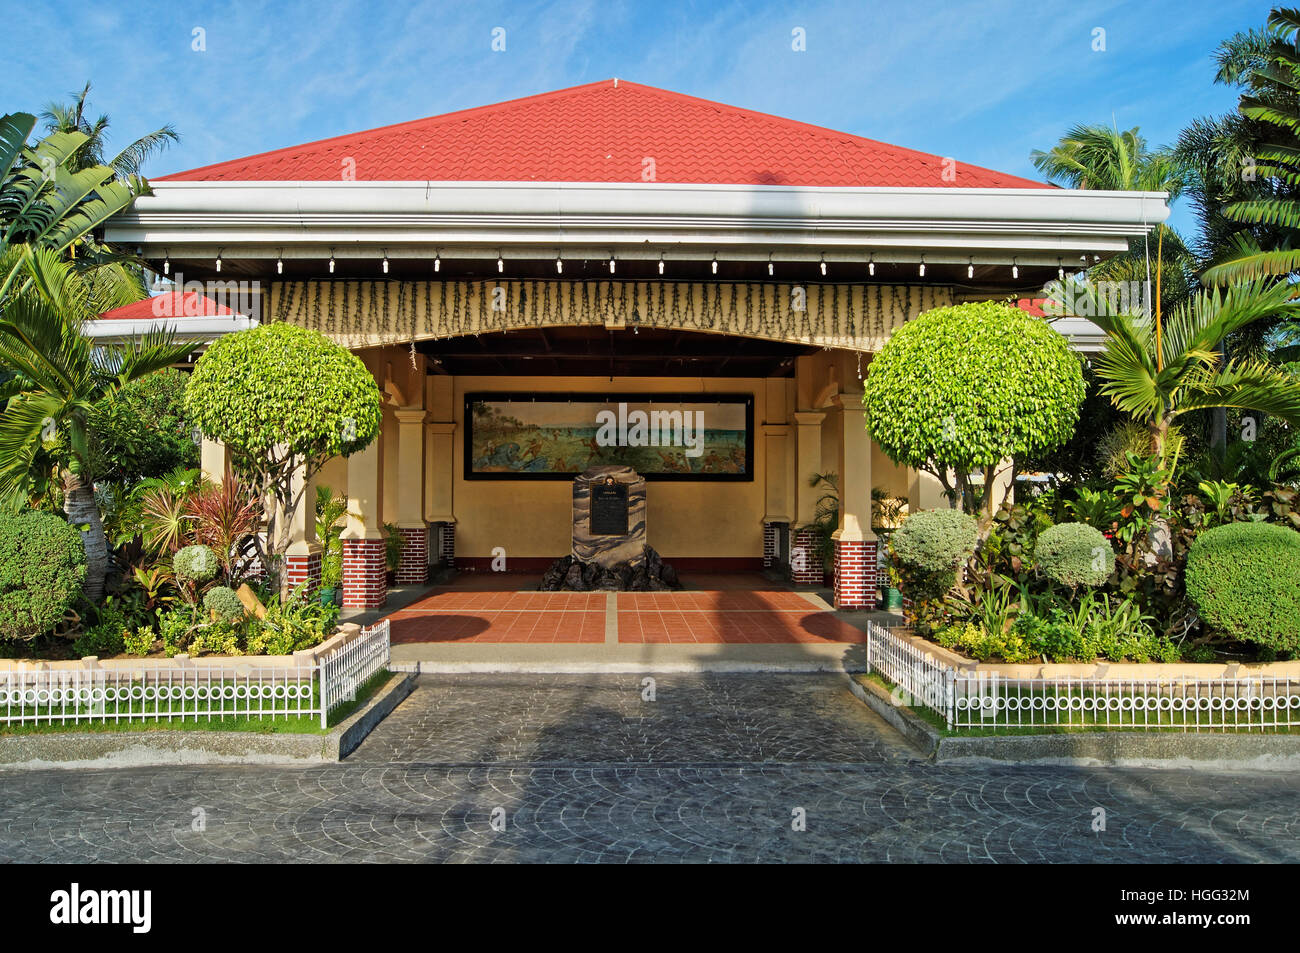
[6, 0, 1274, 238]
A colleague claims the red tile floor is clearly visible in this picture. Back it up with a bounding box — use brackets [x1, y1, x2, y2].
[384, 572, 863, 645]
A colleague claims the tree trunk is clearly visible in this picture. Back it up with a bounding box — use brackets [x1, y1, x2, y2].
[1144, 414, 1174, 566]
[1149, 418, 1165, 464]
[63, 471, 109, 603]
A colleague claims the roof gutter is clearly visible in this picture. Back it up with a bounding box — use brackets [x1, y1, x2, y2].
[107, 180, 1169, 263]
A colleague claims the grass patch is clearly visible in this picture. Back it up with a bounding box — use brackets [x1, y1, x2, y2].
[0, 669, 393, 736]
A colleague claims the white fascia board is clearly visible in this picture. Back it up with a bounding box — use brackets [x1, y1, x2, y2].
[86, 316, 255, 341]
[106, 180, 1168, 261]
[1050, 317, 1107, 353]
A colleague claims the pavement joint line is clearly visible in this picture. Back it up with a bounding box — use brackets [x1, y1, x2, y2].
[605, 593, 619, 644]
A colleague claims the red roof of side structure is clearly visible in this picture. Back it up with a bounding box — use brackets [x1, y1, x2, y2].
[156, 80, 1050, 189]
[97, 291, 241, 321]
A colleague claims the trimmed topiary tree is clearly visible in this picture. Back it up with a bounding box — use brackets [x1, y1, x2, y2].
[202, 585, 245, 623]
[891, 508, 979, 573]
[184, 323, 382, 583]
[1185, 522, 1300, 654]
[1034, 522, 1114, 589]
[174, 543, 218, 604]
[0, 510, 87, 642]
[890, 509, 978, 632]
[863, 301, 1085, 525]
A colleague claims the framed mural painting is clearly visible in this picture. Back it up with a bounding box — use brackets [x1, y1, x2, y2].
[464, 392, 754, 481]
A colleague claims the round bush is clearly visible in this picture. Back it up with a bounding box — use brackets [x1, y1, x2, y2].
[202, 586, 245, 623]
[890, 509, 978, 572]
[174, 544, 218, 585]
[1185, 523, 1300, 653]
[1034, 522, 1114, 588]
[863, 301, 1085, 472]
[0, 511, 87, 642]
[185, 323, 382, 462]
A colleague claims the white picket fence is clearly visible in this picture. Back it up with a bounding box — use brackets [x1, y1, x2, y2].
[318, 619, 390, 728]
[865, 620, 1300, 732]
[0, 619, 390, 731]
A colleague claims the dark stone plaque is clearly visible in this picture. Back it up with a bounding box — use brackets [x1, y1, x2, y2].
[590, 481, 629, 536]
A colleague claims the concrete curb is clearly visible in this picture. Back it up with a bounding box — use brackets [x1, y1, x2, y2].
[394, 659, 856, 674]
[846, 673, 939, 757]
[846, 673, 1300, 768]
[0, 673, 416, 771]
[332, 672, 416, 759]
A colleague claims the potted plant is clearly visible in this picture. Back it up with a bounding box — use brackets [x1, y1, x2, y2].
[319, 550, 343, 606]
[383, 522, 405, 585]
[316, 486, 347, 605]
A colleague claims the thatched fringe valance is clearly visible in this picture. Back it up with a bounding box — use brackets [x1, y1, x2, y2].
[269, 280, 952, 350]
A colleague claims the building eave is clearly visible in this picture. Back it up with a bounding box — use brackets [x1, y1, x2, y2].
[107, 180, 1168, 266]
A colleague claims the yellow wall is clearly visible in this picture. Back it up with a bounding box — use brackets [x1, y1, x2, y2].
[308, 342, 919, 558]
[449, 376, 771, 560]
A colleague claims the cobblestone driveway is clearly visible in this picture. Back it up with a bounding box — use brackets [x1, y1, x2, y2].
[1, 674, 1297, 863]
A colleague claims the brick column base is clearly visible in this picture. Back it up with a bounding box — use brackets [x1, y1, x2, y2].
[790, 526, 823, 586]
[395, 526, 428, 585]
[284, 550, 321, 597]
[342, 538, 387, 609]
[437, 522, 455, 567]
[834, 538, 878, 610]
[762, 522, 778, 568]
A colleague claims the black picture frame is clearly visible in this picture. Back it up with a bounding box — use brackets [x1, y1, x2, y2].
[463, 391, 754, 481]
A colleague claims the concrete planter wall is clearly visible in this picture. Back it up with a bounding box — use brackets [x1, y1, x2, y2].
[0, 623, 368, 682]
[888, 626, 1300, 683]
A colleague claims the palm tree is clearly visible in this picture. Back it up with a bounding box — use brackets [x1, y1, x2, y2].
[40, 83, 178, 179]
[1196, 9, 1300, 286]
[0, 251, 190, 600]
[37, 85, 178, 309]
[1069, 277, 1300, 463]
[0, 112, 142, 309]
[1033, 123, 1196, 315]
[1032, 123, 1186, 194]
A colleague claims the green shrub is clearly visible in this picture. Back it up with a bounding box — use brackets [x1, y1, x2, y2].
[863, 301, 1086, 512]
[124, 625, 156, 657]
[320, 550, 342, 589]
[383, 523, 405, 572]
[173, 544, 218, 585]
[203, 586, 245, 623]
[188, 624, 241, 657]
[1034, 522, 1114, 588]
[892, 509, 978, 572]
[890, 509, 978, 635]
[934, 620, 1037, 663]
[73, 622, 125, 658]
[158, 606, 198, 657]
[1185, 522, 1300, 653]
[0, 510, 87, 643]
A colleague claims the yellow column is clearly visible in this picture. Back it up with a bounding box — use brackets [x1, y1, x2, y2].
[833, 389, 876, 609]
[834, 392, 875, 544]
[424, 423, 457, 525]
[283, 461, 321, 593]
[343, 433, 385, 541]
[424, 375, 457, 569]
[909, 469, 950, 511]
[763, 377, 792, 526]
[200, 438, 227, 484]
[793, 411, 826, 527]
[394, 408, 428, 584]
[341, 427, 386, 608]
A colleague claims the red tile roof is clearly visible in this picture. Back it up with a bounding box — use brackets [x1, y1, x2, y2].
[98, 291, 241, 321]
[1015, 298, 1049, 317]
[157, 80, 1049, 189]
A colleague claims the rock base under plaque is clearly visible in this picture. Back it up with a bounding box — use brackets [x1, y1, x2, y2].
[540, 545, 682, 592]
